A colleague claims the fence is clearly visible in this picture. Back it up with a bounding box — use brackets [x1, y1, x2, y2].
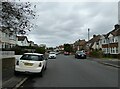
[0, 51, 15, 59]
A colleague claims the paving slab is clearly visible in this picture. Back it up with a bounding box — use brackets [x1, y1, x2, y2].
[88, 57, 120, 68]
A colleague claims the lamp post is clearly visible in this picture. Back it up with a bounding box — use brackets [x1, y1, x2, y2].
[88, 28, 90, 41]
[88, 28, 90, 56]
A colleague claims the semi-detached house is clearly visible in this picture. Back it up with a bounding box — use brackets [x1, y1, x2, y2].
[17, 36, 30, 46]
[101, 24, 120, 55]
[86, 35, 101, 51]
[73, 40, 86, 51]
[0, 27, 17, 49]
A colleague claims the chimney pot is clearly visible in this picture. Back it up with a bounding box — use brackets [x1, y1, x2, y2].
[93, 35, 96, 38]
[114, 24, 120, 30]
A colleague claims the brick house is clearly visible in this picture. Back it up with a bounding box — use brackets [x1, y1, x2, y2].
[73, 39, 86, 51]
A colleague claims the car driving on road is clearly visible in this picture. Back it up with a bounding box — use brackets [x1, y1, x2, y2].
[48, 52, 56, 59]
[64, 51, 70, 55]
[75, 51, 86, 59]
[14, 53, 47, 77]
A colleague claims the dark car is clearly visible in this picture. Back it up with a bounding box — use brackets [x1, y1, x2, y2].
[75, 51, 86, 59]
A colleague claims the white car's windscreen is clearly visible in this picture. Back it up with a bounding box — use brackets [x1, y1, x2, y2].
[20, 55, 44, 61]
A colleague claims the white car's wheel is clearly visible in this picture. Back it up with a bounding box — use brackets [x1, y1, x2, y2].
[39, 71, 43, 77]
[14, 70, 19, 76]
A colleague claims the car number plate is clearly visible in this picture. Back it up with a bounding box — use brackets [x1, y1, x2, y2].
[24, 63, 33, 66]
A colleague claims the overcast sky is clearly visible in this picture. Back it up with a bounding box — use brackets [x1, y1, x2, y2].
[25, 1, 118, 47]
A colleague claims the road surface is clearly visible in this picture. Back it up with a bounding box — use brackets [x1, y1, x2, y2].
[19, 54, 118, 88]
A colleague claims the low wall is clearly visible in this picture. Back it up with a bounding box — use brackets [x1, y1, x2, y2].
[104, 54, 120, 59]
[0, 51, 15, 59]
[118, 54, 120, 59]
[2, 57, 15, 83]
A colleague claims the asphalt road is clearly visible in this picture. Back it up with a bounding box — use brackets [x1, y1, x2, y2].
[19, 54, 118, 88]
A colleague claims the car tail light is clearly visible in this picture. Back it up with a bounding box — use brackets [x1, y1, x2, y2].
[39, 62, 42, 67]
[16, 61, 19, 65]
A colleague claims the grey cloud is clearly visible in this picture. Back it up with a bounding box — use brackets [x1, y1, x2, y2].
[28, 2, 118, 47]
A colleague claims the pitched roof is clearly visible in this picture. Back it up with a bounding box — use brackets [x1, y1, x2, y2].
[107, 24, 120, 37]
[74, 40, 86, 46]
[111, 28, 120, 36]
[79, 40, 86, 46]
[29, 41, 34, 43]
[17, 36, 29, 42]
[87, 35, 101, 44]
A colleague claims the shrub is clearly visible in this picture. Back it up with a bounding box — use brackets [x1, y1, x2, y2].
[90, 50, 103, 58]
[35, 47, 46, 54]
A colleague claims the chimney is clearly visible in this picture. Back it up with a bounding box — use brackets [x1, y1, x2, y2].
[114, 24, 120, 30]
[93, 35, 96, 38]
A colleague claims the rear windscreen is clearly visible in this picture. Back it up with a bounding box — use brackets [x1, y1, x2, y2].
[20, 54, 44, 61]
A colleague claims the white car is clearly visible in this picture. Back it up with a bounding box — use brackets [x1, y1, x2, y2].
[14, 53, 47, 77]
[48, 52, 56, 59]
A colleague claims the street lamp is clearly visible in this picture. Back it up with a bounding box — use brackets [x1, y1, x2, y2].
[88, 28, 90, 41]
[87, 28, 90, 56]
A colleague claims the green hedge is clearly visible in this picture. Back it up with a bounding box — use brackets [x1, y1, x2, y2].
[35, 47, 46, 54]
[3, 46, 46, 55]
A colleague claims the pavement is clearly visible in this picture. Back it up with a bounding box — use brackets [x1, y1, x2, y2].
[2, 76, 27, 89]
[2, 55, 27, 89]
[88, 57, 120, 68]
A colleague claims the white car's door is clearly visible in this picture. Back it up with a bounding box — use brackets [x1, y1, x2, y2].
[43, 56, 47, 68]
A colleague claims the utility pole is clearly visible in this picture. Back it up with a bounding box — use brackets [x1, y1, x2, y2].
[88, 28, 90, 41]
[87, 28, 90, 56]
[118, 1, 120, 25]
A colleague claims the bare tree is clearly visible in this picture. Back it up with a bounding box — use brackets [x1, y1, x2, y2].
[1, 1, 36, 35]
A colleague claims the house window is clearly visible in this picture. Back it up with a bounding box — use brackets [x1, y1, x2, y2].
[116, 47, 118, 53]
[106, 48, 108, 53]
[2, 43, 4, 48]
[111, 48, 112, 53]
[112, 39, 114, 43]
[96, 42, 99, 45]
[103, 40, 106, 43]
[115, 38, 118, 42]
[107, 48, 109, 54]
[3, 33, 5, 37]
[112, 47, 115, 53]
[5, 33, 8, 37]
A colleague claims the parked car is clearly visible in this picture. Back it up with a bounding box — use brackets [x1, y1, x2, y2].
[55, 51, 60, 55]
[14, 53, 47, 77]
[48, 52, 56, 59]
[75, 51, 86, 59]
[64, 51, 70, 55]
